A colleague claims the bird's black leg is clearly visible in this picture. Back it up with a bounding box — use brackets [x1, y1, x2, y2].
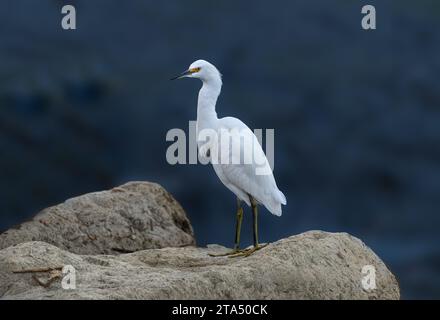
[228, 196, 268, 258]
[233, 198, 244, 250]
[252, 198, 259, 247]
[208, 198, 245, 257]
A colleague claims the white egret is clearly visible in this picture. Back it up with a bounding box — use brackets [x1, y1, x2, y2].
[172, 60, 286, 257]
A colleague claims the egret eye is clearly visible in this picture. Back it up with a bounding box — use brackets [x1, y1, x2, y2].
[190, 67, 201, 73]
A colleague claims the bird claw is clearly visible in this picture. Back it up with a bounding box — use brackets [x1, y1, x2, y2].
[208, 248, 244, 257]
[227, 243, 269, 258]
[208, 243, 269, 257]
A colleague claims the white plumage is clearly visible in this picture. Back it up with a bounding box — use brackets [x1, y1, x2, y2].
[209, 116, 286, 216]
[177, 59, 286, 216]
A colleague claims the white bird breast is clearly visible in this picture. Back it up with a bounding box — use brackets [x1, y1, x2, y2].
[197, 126, 271, 174]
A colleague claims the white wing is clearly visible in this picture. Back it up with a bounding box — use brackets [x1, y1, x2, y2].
[209, 116, 286, 216]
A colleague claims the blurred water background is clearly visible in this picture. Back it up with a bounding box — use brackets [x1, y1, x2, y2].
[1, 0, 439, 299]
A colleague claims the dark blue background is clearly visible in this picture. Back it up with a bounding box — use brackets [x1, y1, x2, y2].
[1, 0, 439, 299]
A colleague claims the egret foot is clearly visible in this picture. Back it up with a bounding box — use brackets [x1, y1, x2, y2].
[209, 198, 245, 258]
[228, 243, 269, 258]
[208, 248, 248, 257]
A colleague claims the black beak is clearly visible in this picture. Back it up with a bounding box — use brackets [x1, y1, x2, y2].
[170, 70, 191, 80]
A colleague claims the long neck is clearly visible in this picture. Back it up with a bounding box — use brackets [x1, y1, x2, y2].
[197, 78, 221, 127]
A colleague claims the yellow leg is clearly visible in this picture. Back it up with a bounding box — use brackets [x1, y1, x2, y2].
[209, 198, 246, 257]
[228, 197, 268, 258]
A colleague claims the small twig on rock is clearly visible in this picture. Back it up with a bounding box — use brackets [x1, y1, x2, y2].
[32, 270, 62, 288]
[12, 266, 63, 274]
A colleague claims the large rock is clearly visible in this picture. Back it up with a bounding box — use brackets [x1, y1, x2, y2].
[0, 231, 399, 299]
[0, 182, 195, 254]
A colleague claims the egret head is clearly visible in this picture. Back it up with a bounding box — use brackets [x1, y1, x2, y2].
[171, 59, 222, 84]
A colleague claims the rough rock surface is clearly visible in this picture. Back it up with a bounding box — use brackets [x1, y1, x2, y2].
[0, 182, 195, 254]
[0, 231, 400, 300]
